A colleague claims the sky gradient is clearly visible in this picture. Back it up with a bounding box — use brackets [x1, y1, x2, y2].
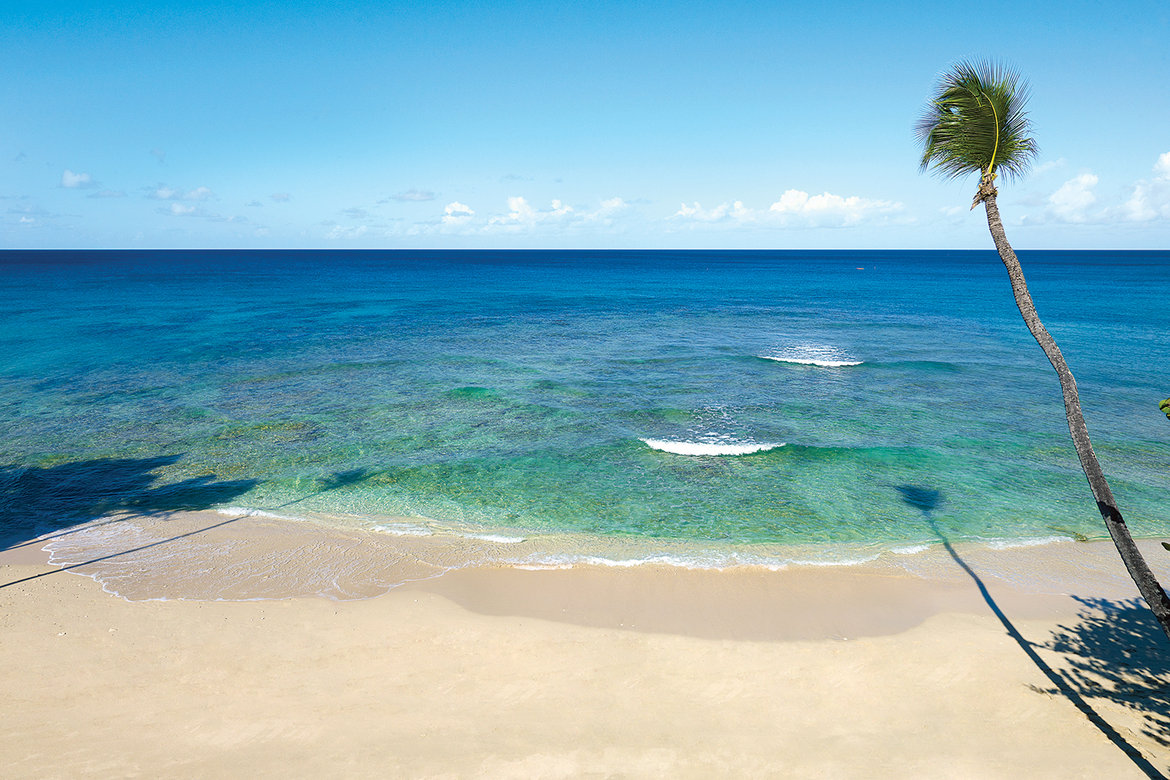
[4, 1, 1169, 249]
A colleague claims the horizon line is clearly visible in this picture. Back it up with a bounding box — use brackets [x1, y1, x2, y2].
[3, 247, 1167, 253]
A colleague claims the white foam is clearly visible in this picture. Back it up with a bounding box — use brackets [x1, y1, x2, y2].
[890, 544, 932, 555]
[461, 533, 528, 544]
[216, 507, 304, 522]
[370, 522, 434, 537]
[782, 554, 882, 567]
[583, 554, 701, 568]
[760, 356, 862, 368]
[516, 551, 793, 572]
[981, 535, 1069, 550]
[640, 439, 785, 456]
[514, 548, 889, 572]
[527, 553, 730, 570]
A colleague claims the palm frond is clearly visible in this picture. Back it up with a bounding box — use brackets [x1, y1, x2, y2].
[916, 60, 1038, 183]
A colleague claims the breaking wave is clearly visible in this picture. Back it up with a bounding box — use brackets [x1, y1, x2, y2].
[759, 356, 863, 368]
[640, 439, 785, 456]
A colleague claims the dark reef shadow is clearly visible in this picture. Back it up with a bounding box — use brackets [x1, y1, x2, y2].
[894, 483, 1167, 778]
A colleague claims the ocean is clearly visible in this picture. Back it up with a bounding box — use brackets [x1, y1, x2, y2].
[3, 249, 1169, 593]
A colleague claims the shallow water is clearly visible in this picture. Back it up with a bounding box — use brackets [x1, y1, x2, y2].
[3, 249, 1169, 576]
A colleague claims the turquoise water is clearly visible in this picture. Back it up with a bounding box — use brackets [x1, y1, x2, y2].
[3, 249, 1169, 564]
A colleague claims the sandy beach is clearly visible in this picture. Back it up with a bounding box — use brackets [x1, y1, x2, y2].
[6, 0, 1170, 772]
[3, 516, 1168, 778]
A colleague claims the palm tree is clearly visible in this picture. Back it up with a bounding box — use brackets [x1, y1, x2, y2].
[916, 60, 1170, 643]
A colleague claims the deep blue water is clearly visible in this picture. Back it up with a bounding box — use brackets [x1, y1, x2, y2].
[3, 249, 1168, 564]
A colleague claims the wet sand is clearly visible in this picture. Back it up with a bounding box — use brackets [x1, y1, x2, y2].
[2, 515, 1168, 777]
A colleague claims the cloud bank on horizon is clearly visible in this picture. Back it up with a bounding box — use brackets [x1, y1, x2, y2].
[3, 1, 1168, 249]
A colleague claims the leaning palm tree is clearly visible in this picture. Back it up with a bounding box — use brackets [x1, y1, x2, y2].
[917, 60, 1170, 643]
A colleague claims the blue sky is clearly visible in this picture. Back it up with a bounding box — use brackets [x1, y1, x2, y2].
[4, 0, 1169, 249]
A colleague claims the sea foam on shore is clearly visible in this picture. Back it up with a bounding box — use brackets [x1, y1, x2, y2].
[33, 506, 1150, 604]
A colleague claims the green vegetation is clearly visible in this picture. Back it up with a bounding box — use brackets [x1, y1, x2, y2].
[917, 61, 1170, 644]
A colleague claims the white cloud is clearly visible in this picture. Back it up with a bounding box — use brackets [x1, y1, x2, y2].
[489, 196, 570, 227]
[442, 201, 475, 224]
[61, 169, 94, 188]
[672, 190, 901, 229]
[482, 196, 624, 232]
[1155, 152, 1170, 179]
[1025, 153, 1170, 225]
[149, 184, 216, 201]
[1122, 183, 1159, 222]
[158, 201, 248, 223]
[271, 193, 291, 202]
[1047, 173, 1098, 222]
[672, 201, 754, 223]
[411, 196, 629, 235]
[489, 196, 542, 227]
[769, 190, 900, 225]
[1119, 152, 1170, 222]
[770, 191, 809, 214]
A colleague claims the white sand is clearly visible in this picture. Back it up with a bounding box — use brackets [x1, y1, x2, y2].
[2, 519, 1168, 778]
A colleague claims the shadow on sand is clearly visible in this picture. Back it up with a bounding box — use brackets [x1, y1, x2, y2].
[0, 455, 260, 590]
[894, 483, 1167, 779]
[1, 456, 384, 593]
[1044, 598, 1170, 754]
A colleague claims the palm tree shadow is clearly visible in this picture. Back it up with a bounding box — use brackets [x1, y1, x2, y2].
[1, 455, 260, 550]
[1, 455, 260, 589]
[317, 467, 376, 492]
[1044, 598, 1170, 752]
[1, 457, 383, 593]
[269, 467, 377, 510]
[894, 484, 942, 515]
[894, 484, 1166, 778]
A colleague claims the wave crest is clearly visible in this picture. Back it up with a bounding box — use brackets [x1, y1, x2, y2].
[640, 439, 785, 456]
[759, 356, 862, 368]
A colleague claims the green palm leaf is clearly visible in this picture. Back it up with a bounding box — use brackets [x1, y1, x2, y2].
[916, 61, 1038, 183]
[915, 61, 1170, 644]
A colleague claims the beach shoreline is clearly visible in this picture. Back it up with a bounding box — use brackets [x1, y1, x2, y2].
[4, 516, 1168, 777]
[24, 508, 1169, 607]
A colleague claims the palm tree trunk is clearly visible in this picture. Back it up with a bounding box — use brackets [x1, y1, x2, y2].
[982, 194, 1170, 643]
